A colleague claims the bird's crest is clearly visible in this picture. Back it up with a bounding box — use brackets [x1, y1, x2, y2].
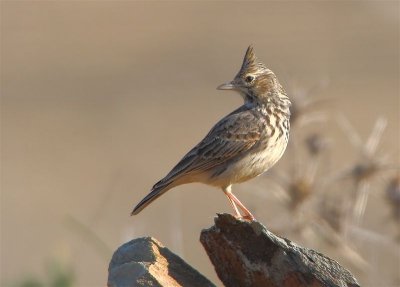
[239, 45, 269, 75]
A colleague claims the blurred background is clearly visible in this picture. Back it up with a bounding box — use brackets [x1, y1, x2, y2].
[1, 1, 399, 286]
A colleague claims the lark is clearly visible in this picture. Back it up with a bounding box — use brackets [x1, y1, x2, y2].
[131, 46, 291, 220]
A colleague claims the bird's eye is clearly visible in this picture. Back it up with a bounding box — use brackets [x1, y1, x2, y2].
[245, 75, 254, 83]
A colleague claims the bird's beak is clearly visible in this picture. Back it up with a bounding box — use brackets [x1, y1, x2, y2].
[217, 81, 236, 90]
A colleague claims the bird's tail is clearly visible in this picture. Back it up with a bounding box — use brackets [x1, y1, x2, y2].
[130, 181, 173, 215]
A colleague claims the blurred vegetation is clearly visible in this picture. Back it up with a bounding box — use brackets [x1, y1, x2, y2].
[8, 217, 111, 287]
[261, 80, 399, 284]
[11, 261, 74, 287]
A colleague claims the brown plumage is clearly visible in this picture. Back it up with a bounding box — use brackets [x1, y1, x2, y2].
[131, 46, 291, 220]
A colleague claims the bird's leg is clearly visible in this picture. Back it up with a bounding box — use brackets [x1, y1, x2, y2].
[226, 190, 255, 221]
[223, 186, 241, 218]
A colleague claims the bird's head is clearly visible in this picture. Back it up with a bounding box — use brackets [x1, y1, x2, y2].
[218, 45, 287, 105]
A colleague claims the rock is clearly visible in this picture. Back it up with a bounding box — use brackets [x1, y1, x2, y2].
[108, 237, 215, 287]
[200, 213, 360, 287]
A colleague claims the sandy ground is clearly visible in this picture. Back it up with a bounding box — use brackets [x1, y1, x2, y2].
[1, 2, 399, 286]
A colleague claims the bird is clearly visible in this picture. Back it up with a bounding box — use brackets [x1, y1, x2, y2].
[131, 45, 291, 220]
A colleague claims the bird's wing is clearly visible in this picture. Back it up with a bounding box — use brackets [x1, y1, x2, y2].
[156, 109, 263, 186]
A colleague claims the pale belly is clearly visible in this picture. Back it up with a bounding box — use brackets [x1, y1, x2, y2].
[206, 136, 288, 187]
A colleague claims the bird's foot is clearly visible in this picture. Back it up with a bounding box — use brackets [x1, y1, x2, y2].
[233, 213, 255, 221]
[242, 214, 255, 221]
